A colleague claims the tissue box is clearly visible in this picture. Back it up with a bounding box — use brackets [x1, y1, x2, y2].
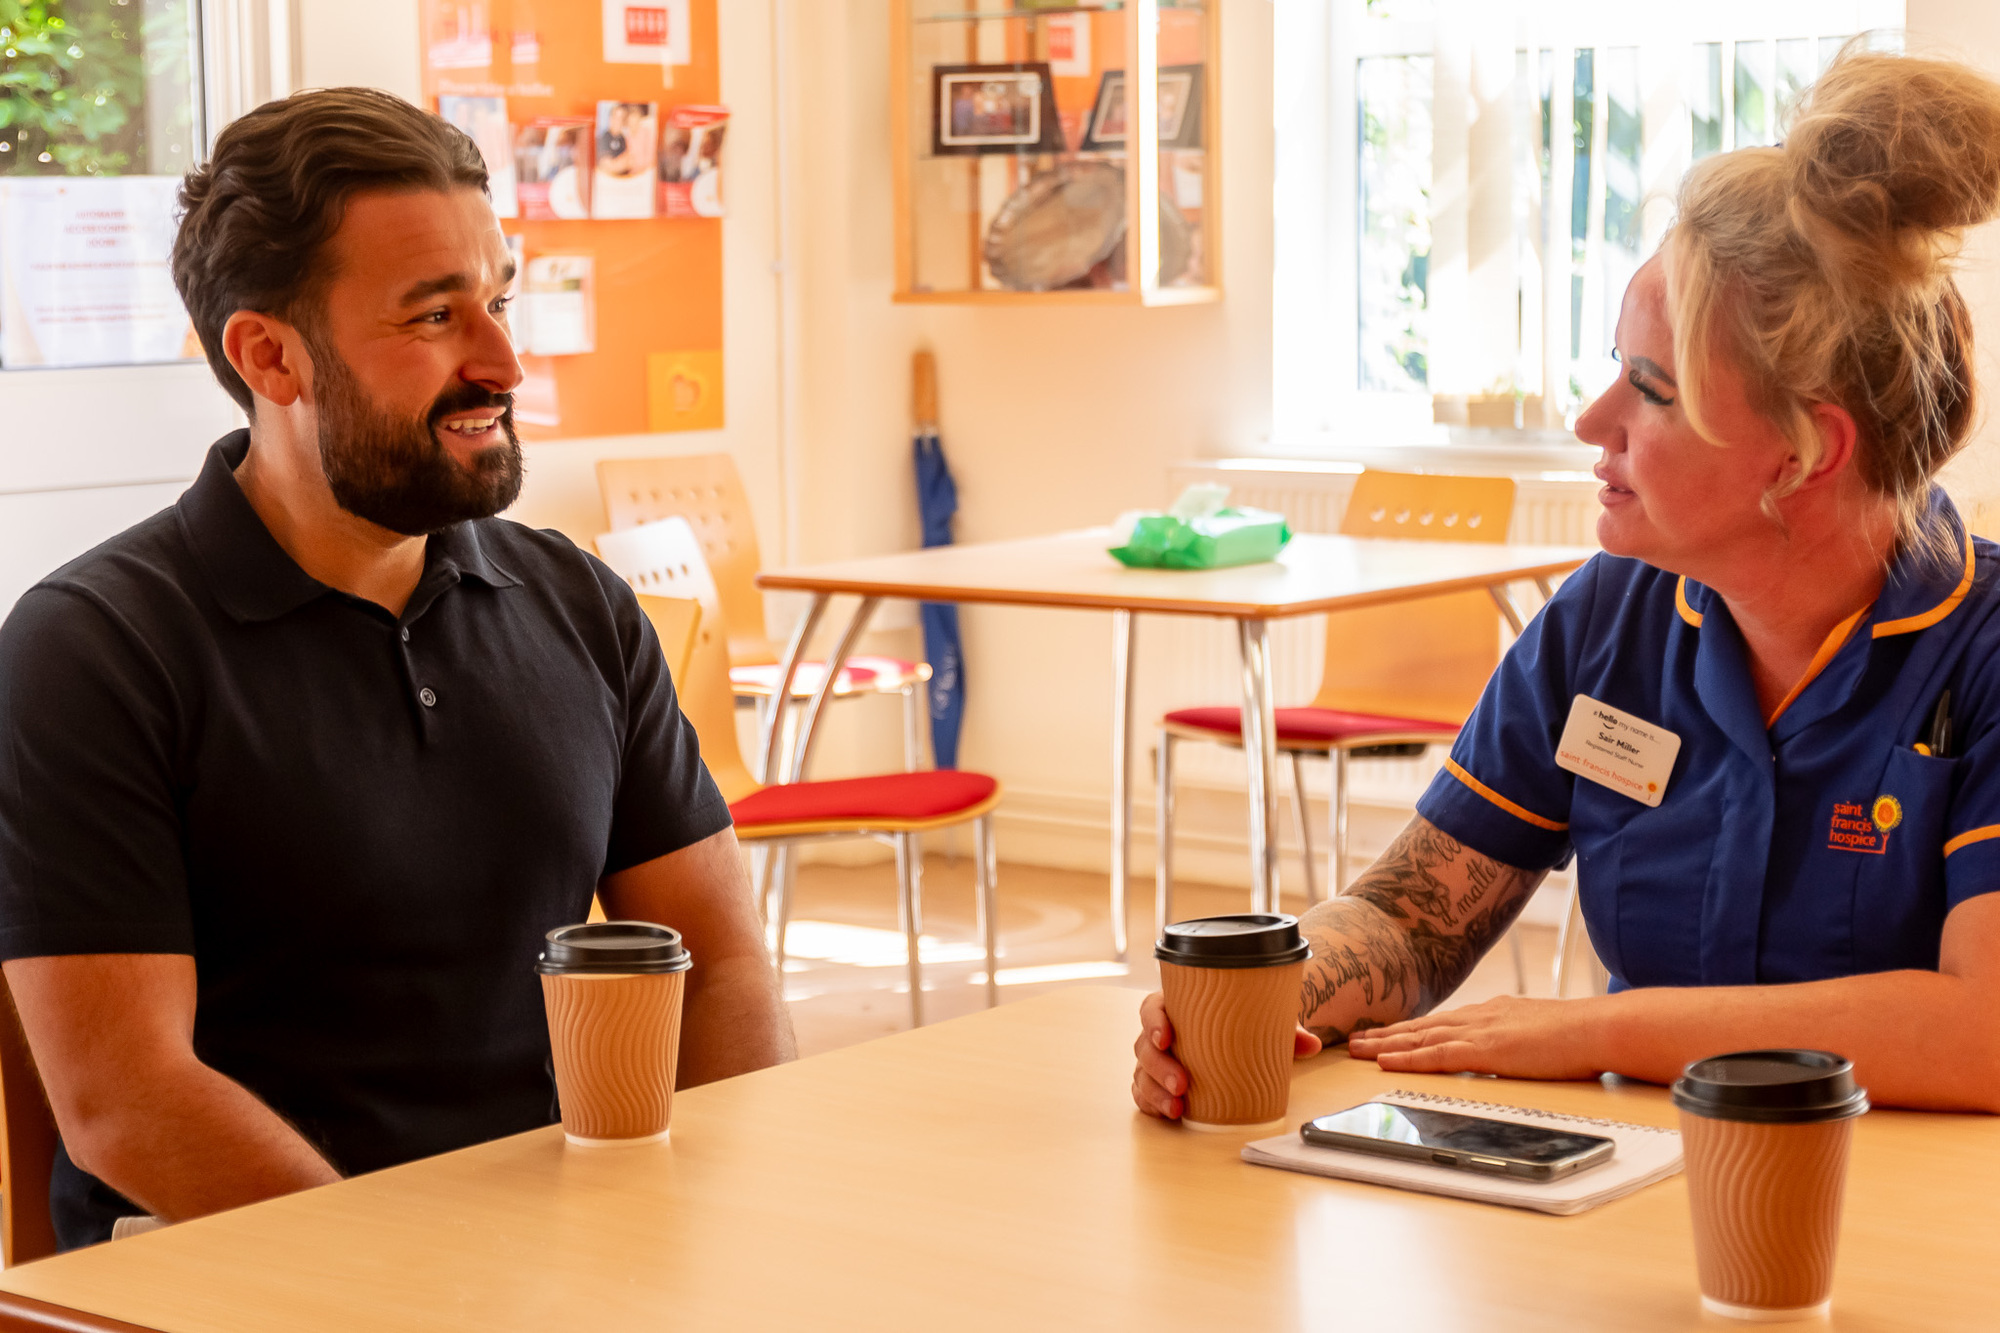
[1108, 507, 1293, 570]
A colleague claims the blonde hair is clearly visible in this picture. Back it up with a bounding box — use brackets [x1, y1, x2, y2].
[1664, 47, 2000, 558]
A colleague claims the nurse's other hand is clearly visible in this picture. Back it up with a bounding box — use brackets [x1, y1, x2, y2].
[1132, 991, 1323, 1120]
[1345, 995, 1600, 1080]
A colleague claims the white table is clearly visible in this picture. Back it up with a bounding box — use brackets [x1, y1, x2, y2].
[757, 529, 1594, 958]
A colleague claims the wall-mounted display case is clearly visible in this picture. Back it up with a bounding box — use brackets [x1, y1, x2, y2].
[892, 1, 1220, 305]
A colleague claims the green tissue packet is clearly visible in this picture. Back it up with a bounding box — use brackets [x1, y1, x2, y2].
[1108, 507, 1294, 570]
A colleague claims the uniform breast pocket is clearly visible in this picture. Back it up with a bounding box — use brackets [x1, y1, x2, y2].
[1851, 747, 1958, 973]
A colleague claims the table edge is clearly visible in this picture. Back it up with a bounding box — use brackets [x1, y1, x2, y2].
[756, 556, 1592, 617]
[0, 1290, 162, 1333]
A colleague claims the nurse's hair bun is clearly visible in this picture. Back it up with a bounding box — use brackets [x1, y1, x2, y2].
[1665, 46, 2000, 558]
[1785, 49, 2000, 280]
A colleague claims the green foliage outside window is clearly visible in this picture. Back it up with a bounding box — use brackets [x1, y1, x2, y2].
[0, 0, 195, 177]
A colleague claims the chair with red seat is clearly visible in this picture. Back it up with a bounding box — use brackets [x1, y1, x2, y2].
[597, 454, 932, 774]
[595, 517, 999, 1027]
[1155, 471, 1519, 927]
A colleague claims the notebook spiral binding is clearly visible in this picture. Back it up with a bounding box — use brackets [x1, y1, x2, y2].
[1382, 1089, 1678, 1135]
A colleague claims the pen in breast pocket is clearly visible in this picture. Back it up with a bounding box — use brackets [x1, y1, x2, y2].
[1922, 689, 1954, 759]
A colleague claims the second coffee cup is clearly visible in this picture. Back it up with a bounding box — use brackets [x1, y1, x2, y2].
[538, 921, 692, 1147]
[1673, 1049, 1869, 1322]
[1155, 913, 1312, 1131]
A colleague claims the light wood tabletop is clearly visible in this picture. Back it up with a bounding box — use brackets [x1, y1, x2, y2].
[0, 987, 1991, 1331]
[756, 528, 1595, 618]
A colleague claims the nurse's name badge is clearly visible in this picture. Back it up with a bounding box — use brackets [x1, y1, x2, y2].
[1555, 695, 1681, 808]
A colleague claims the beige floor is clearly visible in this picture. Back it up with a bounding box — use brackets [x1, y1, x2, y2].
[780, 854, 1583, 1059]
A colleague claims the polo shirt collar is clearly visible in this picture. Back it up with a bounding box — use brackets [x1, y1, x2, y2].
[179, 430, 521, 625]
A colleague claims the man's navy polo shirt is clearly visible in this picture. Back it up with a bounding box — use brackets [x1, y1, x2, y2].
[1417, 490, 2000, 989]
[0, 431, 731, 1249]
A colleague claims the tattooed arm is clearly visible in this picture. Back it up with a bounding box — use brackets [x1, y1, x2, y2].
[1294, 816, 1546, 1045]
[1132, 814, 1543, 1119]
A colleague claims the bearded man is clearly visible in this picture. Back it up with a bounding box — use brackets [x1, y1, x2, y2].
[0, 88, 793, 1251]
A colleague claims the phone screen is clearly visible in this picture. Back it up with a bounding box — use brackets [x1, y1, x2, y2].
[1308, 1103, 1610, 1164]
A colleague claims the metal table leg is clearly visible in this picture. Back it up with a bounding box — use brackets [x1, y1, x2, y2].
[1108, 610, 1136, 962]
[1238, 618, 1280, 914]
[760, 593, 831, 783]
[786, 597, 882, 785]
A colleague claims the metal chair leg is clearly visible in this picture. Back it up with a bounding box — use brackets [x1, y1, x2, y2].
[1290, 750, 1320, 906]
[974, 814, 998, 1008]
[895, 833, 925, 1027]
[901, 682, 922, 772]
[1331, 748, 1352, 894]
[772, 844, 798, 974]
[1155, 730, 1177, 930]
[1552, 883, 1582, 999]
[1508, 928, 1528, 995]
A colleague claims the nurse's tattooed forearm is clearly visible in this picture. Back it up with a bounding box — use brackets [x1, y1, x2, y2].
[1294, 818, 1544, 1044]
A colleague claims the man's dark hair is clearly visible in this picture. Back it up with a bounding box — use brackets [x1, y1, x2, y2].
[171, 88, 490, 413]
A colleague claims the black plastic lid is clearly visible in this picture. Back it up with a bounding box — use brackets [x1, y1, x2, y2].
[536, 921, 692, 975]
[1154, 914, 1311, 969]
[1672, 1050, 1870, 1125]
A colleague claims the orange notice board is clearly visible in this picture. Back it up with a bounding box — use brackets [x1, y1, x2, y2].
[419, 0, 723, 440]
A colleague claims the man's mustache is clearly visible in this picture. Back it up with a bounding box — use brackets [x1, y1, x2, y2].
[426, 384, 515, 428]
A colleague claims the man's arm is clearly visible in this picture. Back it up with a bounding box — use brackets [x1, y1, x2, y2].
[598, 827, 795, 1086]
[1294, 815, 1547, 1043]
[3, 954, 339, 1223]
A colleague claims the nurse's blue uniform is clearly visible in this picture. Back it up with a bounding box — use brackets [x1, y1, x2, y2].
[1415, 491, 2000, 990]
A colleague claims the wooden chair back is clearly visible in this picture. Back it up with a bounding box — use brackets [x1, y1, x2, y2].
[596, 455, 774, 669]
[0, 976, 59, 1266]
[593, 519, 759, 803]
[1312, 471, 1518, 723]
[636, 596, 703, 688]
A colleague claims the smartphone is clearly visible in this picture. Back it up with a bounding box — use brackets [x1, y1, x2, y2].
[1300, 1102, 1615, 1182]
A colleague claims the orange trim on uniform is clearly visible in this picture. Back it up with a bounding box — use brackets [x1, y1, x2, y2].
[1944, 825, 2000, 857]
[1873, 530, 1975, 638]
[1763, 603, 1874, 729]
[1443, 758, 1569, 832]
[1675, 577, 1704, 628]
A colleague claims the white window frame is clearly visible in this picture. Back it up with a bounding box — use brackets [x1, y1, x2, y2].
[1270, 0, 1903, 466]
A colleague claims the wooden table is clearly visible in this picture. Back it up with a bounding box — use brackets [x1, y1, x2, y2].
[757, 529, 1595, 957]
[1, 988, 1992, 1331]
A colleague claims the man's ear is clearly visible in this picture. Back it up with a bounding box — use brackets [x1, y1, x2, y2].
[1795, 401, 1861, 490]
[221, 311, 308, 410]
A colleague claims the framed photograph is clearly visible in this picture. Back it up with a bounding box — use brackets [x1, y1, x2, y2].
[931, 63, 1065, 157]
[1082, 65, 1206, 152]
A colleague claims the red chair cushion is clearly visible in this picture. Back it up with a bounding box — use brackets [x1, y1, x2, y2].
[1165, 705, 1460, 744]
[730, 770, 998, 828]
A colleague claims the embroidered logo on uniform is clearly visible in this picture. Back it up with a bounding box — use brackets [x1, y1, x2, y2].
[1829, 800, 1891, 855]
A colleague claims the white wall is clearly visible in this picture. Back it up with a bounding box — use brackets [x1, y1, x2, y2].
[1909, 0, 2000, 524]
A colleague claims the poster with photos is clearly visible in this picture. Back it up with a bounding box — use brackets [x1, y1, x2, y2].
[439, 95, 519, 218]
[592, 101, 659, 218]
[514, 117, 594, 220]
[658, 105, 727, 218]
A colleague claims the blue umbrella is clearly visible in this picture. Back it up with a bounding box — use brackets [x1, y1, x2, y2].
[914, 423, 965, 770]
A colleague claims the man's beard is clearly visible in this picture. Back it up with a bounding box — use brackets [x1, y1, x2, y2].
[304, 326, 524, 537]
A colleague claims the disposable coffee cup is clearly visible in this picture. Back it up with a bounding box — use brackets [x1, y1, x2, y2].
[1672, 1050, 1869, 1322]
[537, 922, 692, 1147]
[1155, 914, 1312, 1132]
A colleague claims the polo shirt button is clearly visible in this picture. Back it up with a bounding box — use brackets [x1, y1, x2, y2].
[419, 687, 437, 708]
[401, 628, 411, 642]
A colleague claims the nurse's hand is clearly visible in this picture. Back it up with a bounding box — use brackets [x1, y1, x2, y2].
[1132, 991, 1323, 1119]
[1346, 995, 1602, 1080]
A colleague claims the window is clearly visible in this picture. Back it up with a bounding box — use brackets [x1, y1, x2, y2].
[0, 0, 206, 369]
[1272, 0, 1906, 453]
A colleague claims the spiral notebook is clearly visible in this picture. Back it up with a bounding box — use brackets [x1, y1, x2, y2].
[1241, 1089, 1684, 1216]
